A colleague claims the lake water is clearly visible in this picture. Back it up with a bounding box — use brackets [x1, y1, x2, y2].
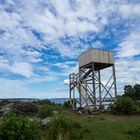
[50, 98, 110, 109]
[50, 98, 69, 104]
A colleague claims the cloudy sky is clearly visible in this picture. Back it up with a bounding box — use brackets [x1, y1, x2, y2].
[0, 0, 140, 98]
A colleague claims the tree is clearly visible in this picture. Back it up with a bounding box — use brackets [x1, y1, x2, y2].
[124, 85, 134, 99]
[133, 84, 140, 100]
[109, 96, 137, 115]
[124, 84, 140, 101]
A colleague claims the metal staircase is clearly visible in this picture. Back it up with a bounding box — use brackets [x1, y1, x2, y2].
[69, 69, 96, 109]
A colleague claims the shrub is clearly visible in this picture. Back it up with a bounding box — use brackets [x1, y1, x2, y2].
[0, 113, 39, 140]
[63, 99, 77, 108]
[109, 96, 137, 115]
[46, 113, 74, 140]
[63, 100, 71, 108]
[39, 105, 53, 119]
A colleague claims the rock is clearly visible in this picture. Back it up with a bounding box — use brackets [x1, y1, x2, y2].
[41, 117, 51, 126]
[0, 103, 14, 115]
[14, 102, 38, 116]
[88, 115, 96, 118]
[53, 111, 58, 114]
[77, 111, 82, 115]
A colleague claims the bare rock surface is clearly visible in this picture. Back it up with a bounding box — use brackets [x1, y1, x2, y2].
[41, 117, 51, 126]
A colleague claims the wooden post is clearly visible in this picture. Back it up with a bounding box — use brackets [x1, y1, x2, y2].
[112, 65, 117, 101]
[98, 70, 102, 109]
[92, 63, 96, 109]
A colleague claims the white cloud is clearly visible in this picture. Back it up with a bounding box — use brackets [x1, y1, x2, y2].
[54, 61, 78, 76]
[115, 59, 140, 93]
[114, 31, 140, 93]
[63, 79, 69, 85]
[119, 3, 140, 19]
[0, 0, 139, 59]
[11, 62, 34, 78]
[0, 78, 54, 98]
[0, 59, 34, 78]
[116, 32, 140, 58]
[0, 0, 140, 98]
[0, 10, 20, 29]
[0, 78, 33, 98]
[0, 0, 119, 58]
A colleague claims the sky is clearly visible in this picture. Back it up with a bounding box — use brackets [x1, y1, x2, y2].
[0, 0, 140, 98]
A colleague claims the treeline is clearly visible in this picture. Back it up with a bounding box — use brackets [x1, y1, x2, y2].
[109, 84, 140, 115]
[123, 84, 140, 100]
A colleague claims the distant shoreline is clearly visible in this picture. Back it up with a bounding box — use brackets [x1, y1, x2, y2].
[0, 98, 70, 104]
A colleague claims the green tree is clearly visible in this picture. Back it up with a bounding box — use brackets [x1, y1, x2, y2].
[39, 105, 53, 119]
[109, 96, 137, 115]
[124, 85, 134, 99]
[124, 84, 140, 101]
[0, 113, 39, 140]
[46, 113, 73, 140]
[133, 84, 140, 100]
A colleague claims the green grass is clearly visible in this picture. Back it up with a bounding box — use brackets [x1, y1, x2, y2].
[0, 101, 139, 140]
[63, 112, 140, 140]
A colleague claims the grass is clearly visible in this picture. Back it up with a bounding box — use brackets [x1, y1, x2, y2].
[37, 104, 140, 140]
[0, 101, 139, 140]
[58, 112, 140, 140]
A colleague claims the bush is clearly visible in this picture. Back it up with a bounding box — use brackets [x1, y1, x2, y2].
[0, 113, 39, 140]
[63, 99, 77, 108]
[63, 100, 71, 108]
[46, 113, 74, 140]
[39, 105, 53, 119]
[109, 96, 137, 115]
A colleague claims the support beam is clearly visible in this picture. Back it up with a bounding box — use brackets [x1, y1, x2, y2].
[69, 74, 72, 108]
[112, 65, 117, 101]
[79, 68, 82, 108]
[92, 63, 96, 109]
[98, 70, 102, 108]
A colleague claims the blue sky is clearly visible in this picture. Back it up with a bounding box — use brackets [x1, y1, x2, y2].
[0, 0, 140, 98]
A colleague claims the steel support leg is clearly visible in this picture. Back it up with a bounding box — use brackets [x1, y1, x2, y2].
[112, 65, 117, 101]
[92, 63, 96, 109]
[79, 68, 82, 108]
[98, 70, 102, 108]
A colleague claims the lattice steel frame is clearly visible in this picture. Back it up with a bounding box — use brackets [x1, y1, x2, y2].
[69, 63, 117, 110]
